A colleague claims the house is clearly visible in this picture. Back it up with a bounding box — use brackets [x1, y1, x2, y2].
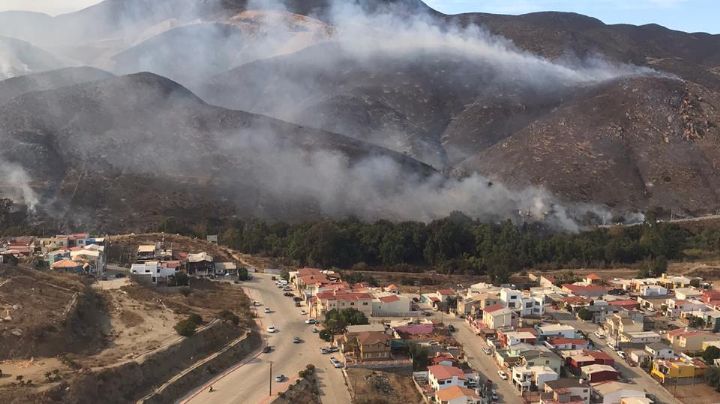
[344, 331, 392, 363]
[130, 261, 177, 284]
[384, 284, 400, 294]
[539, 275, 557, 288]
[372, 293, 412, 316]
[293, 267, 340, 296]
[543, 379, 591, 404]
[313, 290, 373, 318]
[591, 381, 646, 404]
[70, 245, 105, 274]
[545, 337, 590, 351]
[431, 352, 458, 367]
[38, 236, 69, 254]
[636, 296, 667, 312]
[482, 304, 514, 329]
[512, 365, 558, 392]
[651, 357, 707, 382]
[136, 244, 157, 261]
[605, 313, 643, 341]
[567, 351, 614, 373]
[638, 285, 667, 297]
[206, 235, 218, 244]
[50, 259, 83, 273]
[186, 252, 214, 275]
[674, 287, 702, 300]
[665, 329, 717, 353]
[665, 299, 705, 318]
[585, 273, 602, 285]
[658, 274, 693, 290]
[500, 288, 545, 316]
[562, 284, 607, 298]
[45, 249, 70, 266]
[620, 331, 661, 345]
[644, 343, 675, 359]
[428, 365, 466, 391]
[435, 385, 480, 404]
[521, 350, 563, 375]
[214, 262, 237, 276]
[581, 364, 618, 383]
[498, 328, 537, 347]
[535, 324, 577, 340]
[393, 323, 435, 340]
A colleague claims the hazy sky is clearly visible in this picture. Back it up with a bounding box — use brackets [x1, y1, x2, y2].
[0, 0, 715, 34]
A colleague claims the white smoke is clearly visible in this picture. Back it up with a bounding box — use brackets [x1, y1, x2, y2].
[0, 160, 39, 210]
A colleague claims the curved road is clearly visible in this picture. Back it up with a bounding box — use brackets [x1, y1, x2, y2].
[181, 273, 351, 404]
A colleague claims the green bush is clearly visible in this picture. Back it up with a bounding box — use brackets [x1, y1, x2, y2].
[187, 313, 203, 325]
[174, 319, 198, 337]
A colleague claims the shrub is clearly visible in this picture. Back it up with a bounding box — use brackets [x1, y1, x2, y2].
[174, 271, 189, 286]
[188, 313, 203, 325]
[217, 310, 240, 325]
[174, 319, 198, 337]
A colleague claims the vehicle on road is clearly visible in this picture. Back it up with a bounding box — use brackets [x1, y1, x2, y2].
[253, 301, 261, 306]
[283, 292, 294, 297]
[293, 337, 302, 343]
[483, 347, 492, 355]
[594, 331, 605, 338]
[300, 310, 307, 315]
[305, 318, 316, 324]
[267, 325, 277, 333]
[262, 346, 272, 353]
[492, 391, 499, 401]
[618, 351, 627, 359]
[448, 324, 455, 332]
[264, 307, 271, 313]
[330, 357, 343, 368]
[497, 371, 507, 380]
[274, 374, 285, 382]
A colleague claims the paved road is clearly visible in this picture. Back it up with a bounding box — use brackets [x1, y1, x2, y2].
[182, 273, 351, 404]
[442, 317, 521, 403]
[547, 308, 681, 404]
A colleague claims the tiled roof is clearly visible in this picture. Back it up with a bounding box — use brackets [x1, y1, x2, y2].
[378, 295, 400, 303]
[435, 385, 478, 401]
[428, 365, 465, 380]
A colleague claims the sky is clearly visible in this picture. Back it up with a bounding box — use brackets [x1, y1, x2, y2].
[0, 0, 715, 34]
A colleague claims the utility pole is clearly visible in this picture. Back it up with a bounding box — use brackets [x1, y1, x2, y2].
[269, 361, 272, 397]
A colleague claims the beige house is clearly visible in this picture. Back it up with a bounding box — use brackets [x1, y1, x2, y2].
[483, 304, 514, 329]
[666, 329, 718, 353]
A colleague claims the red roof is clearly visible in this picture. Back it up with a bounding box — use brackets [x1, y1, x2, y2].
[428, 365, 465, 380]
[585, 350, 613, 361]
[379, 295, 400, 303]
[586, 273, 601, 280]
[607, 299, 638, 308]
[548, 337, 588, 346]
[386, 284, 399, 291]
[437, 289, 455, 295]
[562, 284, 607, 295]
[484, 303, 506, 313]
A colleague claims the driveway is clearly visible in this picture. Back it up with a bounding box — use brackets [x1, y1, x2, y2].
[181, 273, 351, 404]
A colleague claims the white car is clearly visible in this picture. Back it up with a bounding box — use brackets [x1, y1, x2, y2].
[305, 318, 317, 324]
[300, 310, 307, 315]
[330, 357, 343, 368]
[497, 370, 508, 380]
[264, 307, 271, 313]
[267, 325, 277, 333]
[274, 374, 285, 382]
[618, 351, 627, 359]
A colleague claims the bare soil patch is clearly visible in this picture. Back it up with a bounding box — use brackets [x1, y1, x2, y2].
[346, 368, 423, 404]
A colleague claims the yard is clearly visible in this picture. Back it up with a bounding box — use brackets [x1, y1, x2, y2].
[346, 368, 423, 404]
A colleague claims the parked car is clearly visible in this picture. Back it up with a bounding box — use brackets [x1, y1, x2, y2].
[293, 337, 302, 343]
[594, 331, 605, 338]
[274, 374, 285, 382]
[448, 324, 456, 332]
[618, 351, 627, 359]
[295, 302, 301, 307]
[264, 307, 271, 313]
[483, 347, 492, 355]
[330, 357, 343, 368]
[267, 325, 277, 333]
[305, 319, 317, 324]
[497, 371, 507, 380]
[283, 292, 294, 297]
[253, 301, 261, 306]
[262, 345, 272, 353]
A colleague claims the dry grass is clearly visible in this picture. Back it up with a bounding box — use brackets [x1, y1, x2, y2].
[346, 368, 423, 404]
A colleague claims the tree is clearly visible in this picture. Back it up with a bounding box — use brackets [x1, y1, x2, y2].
[174, 271, 189, 286]
[688, 315, 706, 329]
[705, 366, 720, 389]
[323, 308, 368, 334]
[408, 343, 429, 370]
[703, 346, 720, 364]
[174, 319, 198, 336]
[577, 307, 593, 321]
[237, 267, 250, 281]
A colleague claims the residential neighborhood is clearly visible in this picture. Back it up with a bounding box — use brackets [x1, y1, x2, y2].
[4, 233, 720, 404]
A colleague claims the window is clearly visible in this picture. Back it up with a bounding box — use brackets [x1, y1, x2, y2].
[363, 302, 368, 305]
[350, 302, 355, 306]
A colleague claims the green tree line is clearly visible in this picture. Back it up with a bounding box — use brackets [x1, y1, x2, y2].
[209, 212, 718, 280]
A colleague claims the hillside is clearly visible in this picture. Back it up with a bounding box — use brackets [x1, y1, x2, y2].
[0, 66, 113, 105]
[0, 0, 719, 223]
[0, 72, 435, 230]
[0, 36, 65, 80]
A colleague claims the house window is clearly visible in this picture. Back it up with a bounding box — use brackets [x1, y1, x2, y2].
[363, 302, 368, 305]
[350, 302, 355, 306]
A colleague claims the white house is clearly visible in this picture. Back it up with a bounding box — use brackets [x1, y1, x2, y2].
[511, 365, 558, 392]
[645, 343, 675, 359]
[591, 381, 646, 404]
[428, 365, 466, 391]
[130, 261, 177, 284]
[500, 288, 545, 317]
[674, 288, 703, 300]
[372, 293, 412, 316]
[536, 324, 576, 340]
[639, 285, 667, 297]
